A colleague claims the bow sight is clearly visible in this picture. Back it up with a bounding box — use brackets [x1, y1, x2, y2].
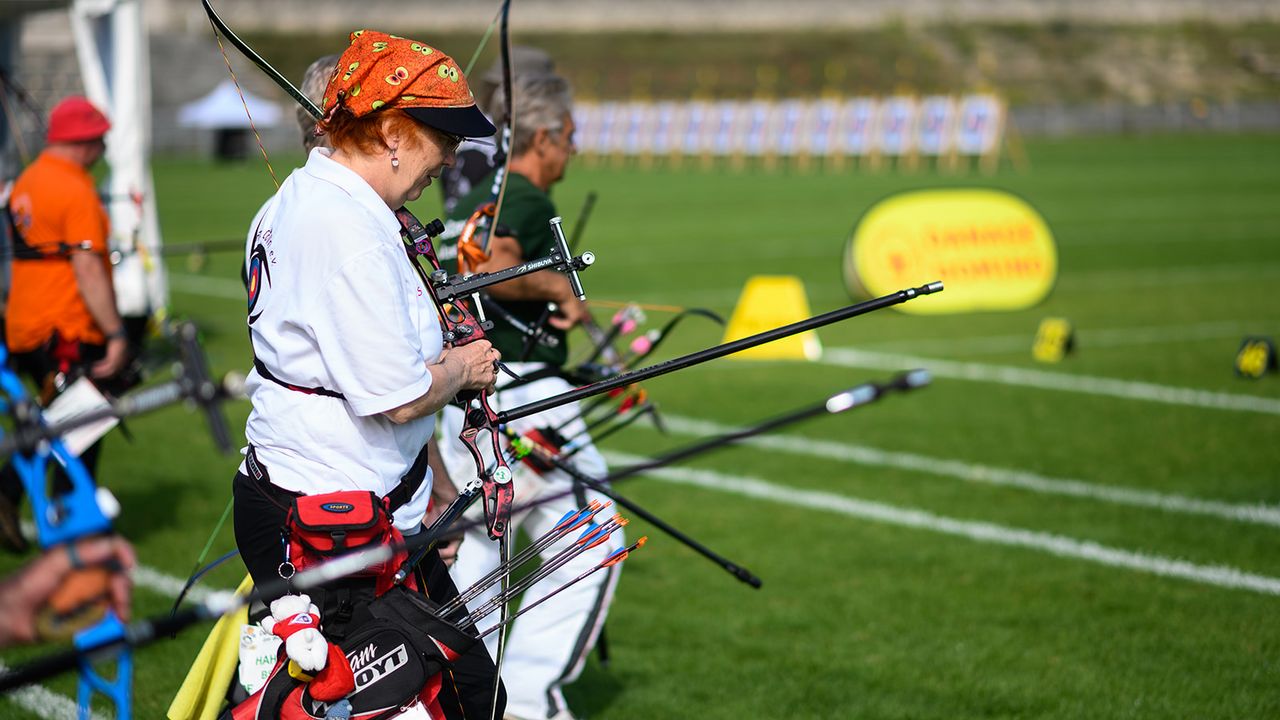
[394, 212, 594, 337]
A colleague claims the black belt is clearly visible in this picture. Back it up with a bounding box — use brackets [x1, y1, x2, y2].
[246, 442, 431, 514]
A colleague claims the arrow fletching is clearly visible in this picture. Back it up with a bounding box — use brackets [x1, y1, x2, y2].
[602, 536, 648, 568]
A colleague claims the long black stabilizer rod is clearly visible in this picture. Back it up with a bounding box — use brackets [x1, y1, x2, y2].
[498, 281, 942, 425]
[605, 369, 931, 484]
[0, 323, 242, 457]
[0, 371, 931, 691]
[511, 427, 763, 588]
[509, 369, 931, 587]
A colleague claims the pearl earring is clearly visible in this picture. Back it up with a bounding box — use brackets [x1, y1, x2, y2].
[390, 148, 399, 168]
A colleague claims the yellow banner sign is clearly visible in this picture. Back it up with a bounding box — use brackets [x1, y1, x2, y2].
[843, 189, 1057, 314]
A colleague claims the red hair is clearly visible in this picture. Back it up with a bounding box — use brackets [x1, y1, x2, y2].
[319, 108, 424, 156]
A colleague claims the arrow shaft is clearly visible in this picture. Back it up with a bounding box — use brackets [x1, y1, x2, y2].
[477, 540, 637, 640]
[498, 282, 941, 424]
[468, 518, 625, 621]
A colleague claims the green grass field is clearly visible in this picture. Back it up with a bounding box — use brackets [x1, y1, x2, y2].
[3, 133, 1280, 719]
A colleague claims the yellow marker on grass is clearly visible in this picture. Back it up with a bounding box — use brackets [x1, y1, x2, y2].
[722, 276, 823, 361]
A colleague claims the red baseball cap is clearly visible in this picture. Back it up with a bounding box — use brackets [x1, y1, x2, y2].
[46, 96, 111, 143]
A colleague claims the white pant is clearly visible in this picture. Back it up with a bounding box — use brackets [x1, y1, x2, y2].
[439, 365, 623, 720]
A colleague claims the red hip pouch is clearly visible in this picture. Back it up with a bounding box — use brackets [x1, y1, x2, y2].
[286, 490, 402, 580]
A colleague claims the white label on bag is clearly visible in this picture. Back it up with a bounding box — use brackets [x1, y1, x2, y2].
[238, 624, 283, 694]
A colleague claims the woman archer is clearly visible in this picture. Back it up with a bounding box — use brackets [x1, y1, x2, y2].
[230, 30, 504, 718]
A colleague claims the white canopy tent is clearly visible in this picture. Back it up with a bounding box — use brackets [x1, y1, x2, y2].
[178, 79, 283, 129]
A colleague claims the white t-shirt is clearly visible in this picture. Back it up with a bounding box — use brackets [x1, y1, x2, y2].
[239, 148, 442, 531]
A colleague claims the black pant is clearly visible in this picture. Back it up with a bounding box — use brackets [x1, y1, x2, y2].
[0, 342, 107, 505]
[232, 470, 505, 718]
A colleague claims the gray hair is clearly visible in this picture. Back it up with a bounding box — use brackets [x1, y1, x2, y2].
[492, 73, 573, 158]
[298, 54, 340, 152]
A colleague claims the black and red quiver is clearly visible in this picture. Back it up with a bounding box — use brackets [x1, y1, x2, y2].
[228, 587, 474, 720]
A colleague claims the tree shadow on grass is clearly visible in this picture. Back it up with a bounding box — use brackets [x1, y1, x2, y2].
[110, 477, 213, 543]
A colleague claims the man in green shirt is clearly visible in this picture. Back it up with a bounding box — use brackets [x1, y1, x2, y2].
[436, 73, 621, 720]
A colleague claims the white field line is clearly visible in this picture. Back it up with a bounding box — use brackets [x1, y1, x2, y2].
[860, 319, 1273, 357]
[656, 414, 1280, 528]
[0, 661, 111, 720]
[604, 451, 1280, 597]
[821, 348, 1280, 416]
[132, 565, 237, 608]
[4, 525, 235, 719]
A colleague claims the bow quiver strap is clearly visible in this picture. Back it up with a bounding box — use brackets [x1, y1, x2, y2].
[382, 441, 431, 514]
[4, 203, 92, 260]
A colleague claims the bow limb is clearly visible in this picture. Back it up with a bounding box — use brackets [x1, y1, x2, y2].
[481, 0, 515, 258]
[0, 324, 231, 718]
[483, 7, 514, 717]
[0, 343, 131, 717]
[200, 0, 321, 120]
[199, 0, 292, 187]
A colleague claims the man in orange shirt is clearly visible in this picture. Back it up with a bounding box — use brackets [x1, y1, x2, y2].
[0, 96, 129, 552]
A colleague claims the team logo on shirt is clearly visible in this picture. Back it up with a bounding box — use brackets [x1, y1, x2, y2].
[8, 194, 33, 237]
[247, 240, 272, 324]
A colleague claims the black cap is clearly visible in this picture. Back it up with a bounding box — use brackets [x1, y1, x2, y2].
[405, 104, 496, 139]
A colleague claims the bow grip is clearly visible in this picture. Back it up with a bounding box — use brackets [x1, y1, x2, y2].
[457, 424, 514, 540]
[457, 395, 514, 540]
[481, 471, 514, 541]
[36, 564, 115, 640]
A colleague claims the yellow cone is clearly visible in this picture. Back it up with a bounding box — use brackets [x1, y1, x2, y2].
[722, 276, 823, 361]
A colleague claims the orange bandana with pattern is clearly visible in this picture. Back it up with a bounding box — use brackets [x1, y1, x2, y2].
[323, 29, 477, 118]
